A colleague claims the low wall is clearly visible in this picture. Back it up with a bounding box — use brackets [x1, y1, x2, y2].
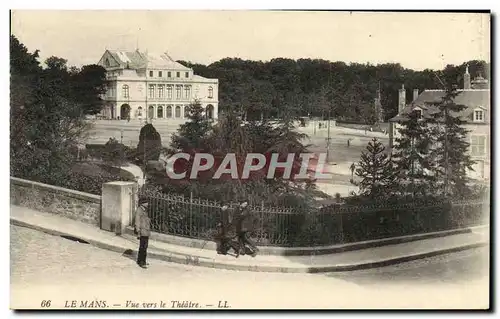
[10, 177, 102, 226]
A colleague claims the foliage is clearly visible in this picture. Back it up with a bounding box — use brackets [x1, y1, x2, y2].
[102, 138, 129, 165]
[427, 85, 476, 197]
[136, 123, 162, 165]
[177, 57, 489, 122]
[10, 35, 108, 187]
[352, 138, 395, 198]
[170, 100, 212, 153]
[392, 110, 436, 196]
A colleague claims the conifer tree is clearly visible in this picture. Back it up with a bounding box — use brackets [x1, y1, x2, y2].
[428, 85, 475, 197]
[170, 100, 212, 152]
[392, 110, 435, 196]
[353, 138, 395, 199]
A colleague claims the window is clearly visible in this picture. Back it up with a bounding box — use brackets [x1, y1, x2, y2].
[167, 85, 173, 100]
[149, 71, 154, 77]
[474, 110, 484, 122]
[175, 105, 181, 118]
[176, 72, 180, 78]
[105, 58, 110, 67]
[148, 105, 155, 119]
[184, 86, 191, 99]
[159, 71, 163, 77]
[157, 105, 164, 118]
[149, 85, 155, 99]
[185, 72, 189, 78]
[166, 105, 173, 118]
[176, 86, 182, 99]
[414, 109, 422, 119]
[184, 105, 191, 118]
[167, 71, 171, 78]
[470, 135, 486, 156]
[208, 86, 213, 99]
[122, 85, 130, 99]
[137, 106, 143, 117]
[158, 85, 164, 99]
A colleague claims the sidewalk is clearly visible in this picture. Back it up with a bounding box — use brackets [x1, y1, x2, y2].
[10, 205, 489, 273]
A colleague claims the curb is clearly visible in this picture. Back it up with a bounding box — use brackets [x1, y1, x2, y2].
[123, 225, 482, 256]
[10, 218, 489, 274]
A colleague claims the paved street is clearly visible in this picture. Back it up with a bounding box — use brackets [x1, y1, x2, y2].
[10, 225, 489, 309]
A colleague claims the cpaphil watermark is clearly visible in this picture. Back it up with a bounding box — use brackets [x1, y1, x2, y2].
[165, 152, 331, 180]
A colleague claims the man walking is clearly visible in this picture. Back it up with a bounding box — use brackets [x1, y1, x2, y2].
[134, 198, 151, 269]
[235, 201, 258, 257]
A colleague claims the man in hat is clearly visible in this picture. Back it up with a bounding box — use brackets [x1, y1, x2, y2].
[134, 198, 151, 268]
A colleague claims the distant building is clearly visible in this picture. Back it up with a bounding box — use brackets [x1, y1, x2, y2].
[97, 50, 219, 121]
[389, 67, 490, 180]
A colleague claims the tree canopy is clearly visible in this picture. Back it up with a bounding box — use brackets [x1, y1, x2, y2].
[178, 58, 489, 123]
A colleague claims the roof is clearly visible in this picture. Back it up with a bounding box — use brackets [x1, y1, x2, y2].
[102, 50, 191, 71]
[390, 89, 490, 123]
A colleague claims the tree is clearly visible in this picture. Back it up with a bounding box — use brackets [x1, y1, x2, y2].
[392, 110, 435, 196]
[353, 138, 395, 199]
[136, 123, 162, 166]
[428, 85, 475, 197]
[170, 100, 212, 152]
[71, 64, 108, 115]
[10, 36, 90, 185]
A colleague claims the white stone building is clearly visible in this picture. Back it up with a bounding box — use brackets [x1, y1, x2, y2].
[97, 50, 219, 121]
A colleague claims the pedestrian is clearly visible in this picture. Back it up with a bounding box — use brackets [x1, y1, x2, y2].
[235, 201, 258, 257]
[215, 205, 232, 255]
[134, 198, 151, 269]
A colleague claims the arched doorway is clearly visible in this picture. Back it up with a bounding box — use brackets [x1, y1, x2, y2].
[157, 105, 164, 119]
[175, 105, 181, 118]
[137, 106, 143, 118]
[166, 105, 173, 118]
[148, 105, 155, 119]
[206, 104, 214, 119]
[120, 104, 131, 120]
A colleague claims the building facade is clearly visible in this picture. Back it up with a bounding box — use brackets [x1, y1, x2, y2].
[388, 67, 490, 181]
[97, 50, 219, 121]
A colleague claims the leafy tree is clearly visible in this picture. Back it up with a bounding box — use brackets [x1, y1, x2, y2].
[71, 64, 108, 115]
[427, 85, 476, 197]
[10, 36, 91, 185]
[352, 138, 395, 198]
[392, 110, 435, 196]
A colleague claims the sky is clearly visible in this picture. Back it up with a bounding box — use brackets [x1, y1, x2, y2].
[10, 10, 490, 71]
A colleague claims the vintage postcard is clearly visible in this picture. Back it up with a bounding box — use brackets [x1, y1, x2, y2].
[9, 10, 490, 310]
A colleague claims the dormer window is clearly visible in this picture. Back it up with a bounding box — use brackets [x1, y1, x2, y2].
[474, 109, 484, 122]
[410, 107, 422, 119]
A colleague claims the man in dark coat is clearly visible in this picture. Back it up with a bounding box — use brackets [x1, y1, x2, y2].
[134, 198, 151, 269]
[215, 205, 232, 255]
[235, 201, 258, 257]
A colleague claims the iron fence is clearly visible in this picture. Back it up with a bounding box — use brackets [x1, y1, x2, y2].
[137, 189, 488, 247]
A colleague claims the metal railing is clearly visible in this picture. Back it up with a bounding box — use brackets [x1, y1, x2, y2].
[137, 189, 489, 247]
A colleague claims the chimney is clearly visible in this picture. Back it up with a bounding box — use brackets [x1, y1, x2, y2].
[398, 84, 406, 113]
[413, 89, 419, 101]
[464, 65, 471, 90]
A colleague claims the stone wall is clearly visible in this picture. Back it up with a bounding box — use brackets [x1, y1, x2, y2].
[10, 177, 102, 226]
